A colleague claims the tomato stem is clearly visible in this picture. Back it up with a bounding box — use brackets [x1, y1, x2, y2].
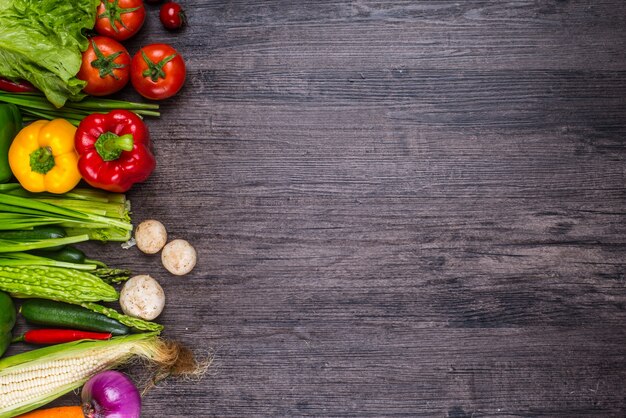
[98, 0, 142, 33]
[90, 39, 126, 80]
[141, 51, 177, 82]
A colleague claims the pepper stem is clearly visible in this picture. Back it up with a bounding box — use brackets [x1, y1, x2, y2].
[95, 132, 134, 161]
[29, 146, 55, 174]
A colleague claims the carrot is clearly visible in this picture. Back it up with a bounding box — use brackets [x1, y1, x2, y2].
[17, 406, 84, 418]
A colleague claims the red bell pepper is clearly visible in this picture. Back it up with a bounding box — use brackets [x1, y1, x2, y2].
[0, 77, 36, 92]
[75, 109, 156, 192]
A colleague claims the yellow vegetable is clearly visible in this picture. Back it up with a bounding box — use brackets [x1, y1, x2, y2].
[8, 119, 81, 194]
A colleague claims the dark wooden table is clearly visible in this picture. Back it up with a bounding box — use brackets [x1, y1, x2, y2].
[8, 1, 626, 416]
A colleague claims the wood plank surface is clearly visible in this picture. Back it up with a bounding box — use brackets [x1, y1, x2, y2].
[6, 0, 626, 416]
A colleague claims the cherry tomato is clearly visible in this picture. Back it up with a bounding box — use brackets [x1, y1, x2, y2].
[131, 44, 186, 100]
[160, 2, 186, 30]
[77, 36, 130, 96]
[95, 0, 146, 41]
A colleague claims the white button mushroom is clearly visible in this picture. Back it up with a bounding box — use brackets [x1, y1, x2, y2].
[119, 275, 165, 320]
[135, 220, 168, 254]
[161, 239, 197, 275]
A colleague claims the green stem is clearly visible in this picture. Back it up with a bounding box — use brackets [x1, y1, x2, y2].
[0, 193, 132, 231]
[95, 132, 134, 161]
[22, 108, 84, 126]
[35, 200, 108, 216]
[90, 39, 126, 80]
[0, 92, 159, 124]
[0, 94, 59, 110]
[29, 147, 55, 174]
[131, 109, 160, 117]
[0, 184, 22, 192]
[0, 92, 160, 110]
[64, 227, 131, 242]
[0, 234, 89, 252]
[0, 258, 96, 270]
[64, 188, 127, 204]
[86, 258, 108, 268]
[98, 0, 142, 33]
[141, 51, 177, 82]
[68, 98, 159, 110]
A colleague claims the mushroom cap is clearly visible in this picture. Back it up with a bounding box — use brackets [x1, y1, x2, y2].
[135, 220, 168, 254]
[120, 274, 166, 320]
[161, 239, 197, 275]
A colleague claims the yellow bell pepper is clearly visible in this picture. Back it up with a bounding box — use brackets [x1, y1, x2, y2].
[8, 119, 81, 194]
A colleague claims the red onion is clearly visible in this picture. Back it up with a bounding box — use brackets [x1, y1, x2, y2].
[81, 371, 142, 418]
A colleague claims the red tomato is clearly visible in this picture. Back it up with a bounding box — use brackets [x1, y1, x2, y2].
[77, 36, 130, 96]
[131, 44, 186, 100]
[95, 0, 146, 41]
[160, 2, 186, 30]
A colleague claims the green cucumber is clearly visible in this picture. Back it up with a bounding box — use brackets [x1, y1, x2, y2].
[31, 245, 86, 264]
[0, 291, 16, 356]
[0, 226, 67, 251]
[20, 299, 130, 336]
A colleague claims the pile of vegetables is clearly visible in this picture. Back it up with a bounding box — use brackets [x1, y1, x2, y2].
[0, 0, 186, 107]
[1, 333, 202, 417]
[0, 0, 203, 416]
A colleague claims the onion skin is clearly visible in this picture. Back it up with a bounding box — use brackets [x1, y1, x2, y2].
[81, 371, 141, 418]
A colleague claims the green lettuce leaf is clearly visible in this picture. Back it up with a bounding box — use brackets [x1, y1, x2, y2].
[0, 0, 99, 107]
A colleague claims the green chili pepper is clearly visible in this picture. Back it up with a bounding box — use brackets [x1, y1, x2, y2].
[0, 104, 21, 183]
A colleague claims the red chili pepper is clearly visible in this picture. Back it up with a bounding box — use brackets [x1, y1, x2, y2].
[0, 77, 36, 93]
[14, 329, 113, 345]
[75, 109, 156, 192]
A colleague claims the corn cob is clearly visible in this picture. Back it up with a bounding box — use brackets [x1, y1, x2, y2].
[0, 265, 118, 303]
[0, 333, 158, 417]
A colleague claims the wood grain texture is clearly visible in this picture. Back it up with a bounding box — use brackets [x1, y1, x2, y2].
[6, 0, 626, 416]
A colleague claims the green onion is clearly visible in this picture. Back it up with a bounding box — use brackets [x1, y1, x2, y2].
[0, 92, 160, 126]
[21, 108, 85, 126]
[0, 235, 89, 252]
[0, 185, 132, 242]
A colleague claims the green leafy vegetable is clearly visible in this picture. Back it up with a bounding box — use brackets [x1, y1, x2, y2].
[0, 0, 100, 107]
[0, 185, 133, 242]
